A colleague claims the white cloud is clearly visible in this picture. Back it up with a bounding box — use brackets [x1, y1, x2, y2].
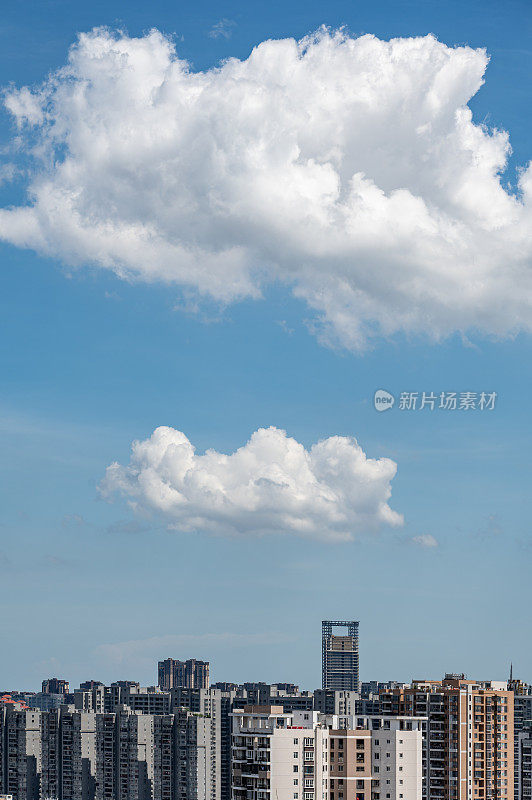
[411, 534, 439, 548]
[100, 425, 403, 540]
[2, 27, 532, 348]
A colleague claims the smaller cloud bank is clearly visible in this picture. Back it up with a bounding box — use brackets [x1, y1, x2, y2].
[101, 426, 403, 541]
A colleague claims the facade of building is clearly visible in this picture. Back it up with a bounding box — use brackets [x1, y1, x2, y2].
[158, 660, 210, 691]
[322, 622, 360, 692]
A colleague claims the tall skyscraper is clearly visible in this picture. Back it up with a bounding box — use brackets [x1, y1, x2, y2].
[158, 658, 210, 690]
[322, 620, 360, 691]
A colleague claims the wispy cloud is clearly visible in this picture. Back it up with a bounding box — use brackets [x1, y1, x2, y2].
[475, 513, 503, 539]
[208, 19, 236, 40]
[276, 319, 295, 335]
[411, 534, 439, 548]
[94, 631, 289, 667]
[62, 513, 85, 529]
[43, 554, 76, 568]
[106, 519, 153, 535]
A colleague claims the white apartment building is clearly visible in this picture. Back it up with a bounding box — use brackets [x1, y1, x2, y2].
[231, 707, 329, 800]
[231, 706, 424, 800]
[369, 719, 423, 800]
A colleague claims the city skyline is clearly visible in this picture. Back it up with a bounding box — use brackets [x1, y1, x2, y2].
[1, 672, 527, 800]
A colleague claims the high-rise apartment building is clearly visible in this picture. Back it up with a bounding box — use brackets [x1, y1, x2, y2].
[515, 722, 532, 800]
[332, 715, 424, 800]
[231, 685, 314, 715]
[0, 700, 222, 800]
[510, 678, 532, 800]
[173, 708, 215, 800]
[380, 675, 514, 800]
[231, 705, 423, 800]
[171, 686, 236, 800]
[158, 659, 210, 690]
[0, 708, 42, 800]
[314, 690, 359, 717]
[231, 706, 331, 800]
[322, 621, 360, 691]
[41, 677, 70, 694]
[40, 707, 60, 799]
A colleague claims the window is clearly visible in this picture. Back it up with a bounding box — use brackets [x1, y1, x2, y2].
[294, 753, 299, 758]
[294, 739, 299, 745]
[294, 780, 299, 786]
[294, 766, 298, 773]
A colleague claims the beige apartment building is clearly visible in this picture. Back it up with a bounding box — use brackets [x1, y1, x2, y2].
[231, 705, 423, 800]
[380, 675, 514, 800]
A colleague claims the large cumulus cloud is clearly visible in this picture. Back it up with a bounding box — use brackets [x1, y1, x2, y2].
[100, 426, 403, 540]
[1, 27, 532, 347]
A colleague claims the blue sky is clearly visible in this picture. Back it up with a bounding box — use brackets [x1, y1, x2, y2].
[0, 0, 531, 691]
